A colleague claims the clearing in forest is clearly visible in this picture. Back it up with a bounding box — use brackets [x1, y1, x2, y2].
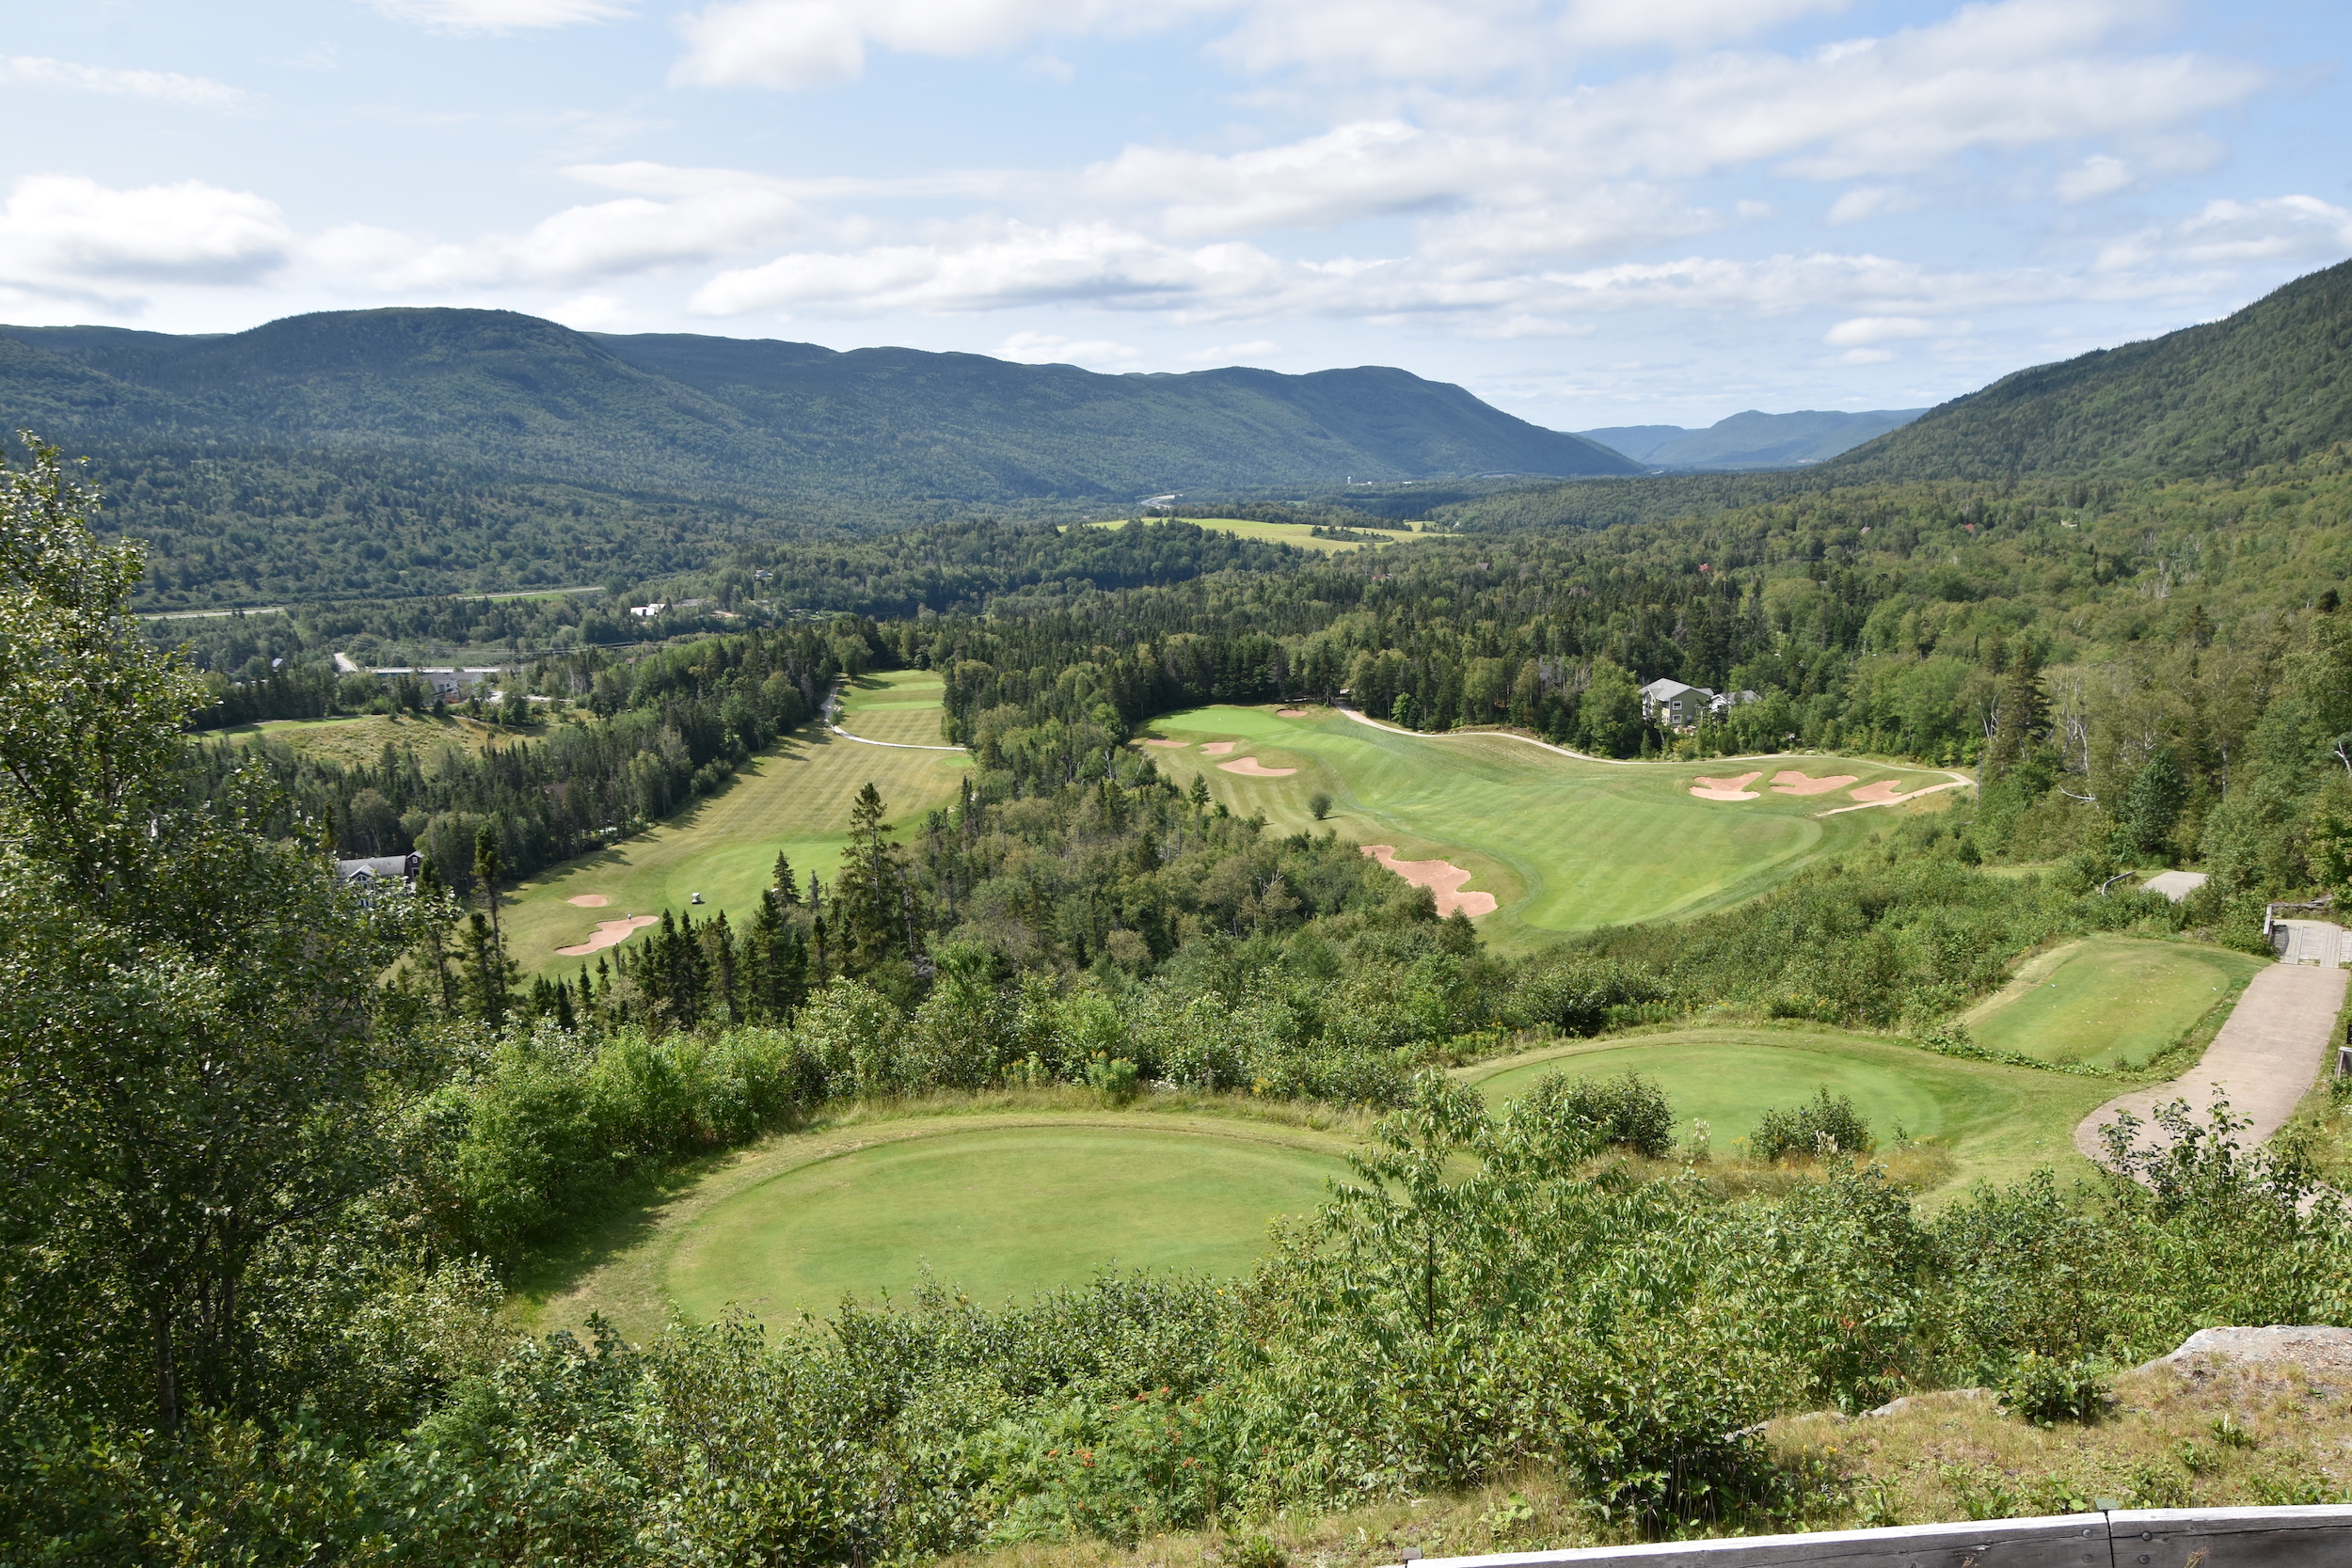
[501, 670, 966, 975]
[1087, 516, 1432, 556]
[1139, 705, 1960, 949]
[1962, 935, 2267, 1070]
[1459, 1026, 2113, 1196]
[522, 1108, 1355, 1340]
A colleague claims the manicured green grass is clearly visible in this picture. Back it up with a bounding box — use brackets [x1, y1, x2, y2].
[1457, 1027, 2112, 1193]
[1088, 517, 1430, 556]
[1962, 936, 2266, 1070]
[502, 671, 966, 975]
[1143, 705, 1961, 948]
[663, 1123, 1349, 1319]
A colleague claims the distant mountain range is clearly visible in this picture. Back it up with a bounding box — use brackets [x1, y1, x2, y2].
[1829, 257, 2352, 480]
[0, 309, 1639, 510]
[1577, 408, 1926, 470]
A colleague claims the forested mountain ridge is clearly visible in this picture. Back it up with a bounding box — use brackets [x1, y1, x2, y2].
[1828, 257, 2352, 480]
[1579, 408, 1924, 469]
[0, 307, 1635, 508]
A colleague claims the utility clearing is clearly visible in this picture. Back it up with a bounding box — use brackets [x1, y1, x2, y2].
[1139, 705, 1960, 949]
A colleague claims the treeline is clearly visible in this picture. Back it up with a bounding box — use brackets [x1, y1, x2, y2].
[204, 620, 874, 885]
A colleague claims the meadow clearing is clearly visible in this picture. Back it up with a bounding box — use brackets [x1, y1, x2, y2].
[1961, 934, 2267, 1070]
[1085, 516, 1434, 555]
[500, 670, 966, 975]
[215, 708, 503, 768]
[1141, 704, 1963, 948]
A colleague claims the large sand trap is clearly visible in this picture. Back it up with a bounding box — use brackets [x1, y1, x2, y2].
[1849, 779, 1937, 804]
[1275, 708, 1311, 718]
[555, 914, 659, 957]
[566, 894, 610, 908]
[1200, 740, 1239, 755]
[1360, 845, 1499, 917]
[1141, 738, 1190, 749]
[1689, 771, 1763, 801]
[1769, 770, 1859, 797]
[1218, 756, 1296, 777]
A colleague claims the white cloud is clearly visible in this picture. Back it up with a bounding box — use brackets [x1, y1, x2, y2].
[671, 0, 1205, 89]
[1823, 314, 1934, 346]
[0, 55, 244, 109]
[0, 175, 291, 286]
[997, 330, 1145, 368]
[1826, 185, 1918, 225]
[1184, 339, 1280, 361]
[371, 0, 630, 33]
[2056, 154, 2133, 201]
[548, 291, 632, 329]
[1555, 0, 1851, 50]
[2096, 195, 2352, 273]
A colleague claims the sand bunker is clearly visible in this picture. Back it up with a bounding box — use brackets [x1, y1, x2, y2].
[566, 894, 610, 908]
[1141, 738, 1190, 749]
[555, 914, 659, 957]
[1219, 756, 1296, 777]
[1360, 845, 1498, 917]
[1275, 708, 1311, 718]
[1769, 770, 1859, 797]
[1689, 771, 1763, 801]
[1199, 740, 1239, 755]
[1849, 779, 1935, 804]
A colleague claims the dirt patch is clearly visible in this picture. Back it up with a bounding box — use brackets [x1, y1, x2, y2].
[1199, 740, 1239, 755]
[555, 914, 659, 957]
[566, 894, 610, 908]
[1141, 738, 1190, 749]
[1848, 778, 1936, 804]
[1689, 771, 1763, 801]
[1219, 756, 1296, 777]
[1769, 769, 1858, 796]
[1359, 845, 1499, 917]
[1275, 708, 1311, 718]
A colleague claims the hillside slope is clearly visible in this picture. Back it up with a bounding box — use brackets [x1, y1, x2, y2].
[0, 309, 1638, 507]
[1581, 408, 1923, 469]
[1830, 257, 2352, 480]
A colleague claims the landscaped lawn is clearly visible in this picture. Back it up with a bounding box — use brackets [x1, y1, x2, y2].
[1141, 705, 1961, 949]
[1457, 1026, 2111, 1193]
[501, 670, 966, 975]
[1962, 935, 2267, 1070]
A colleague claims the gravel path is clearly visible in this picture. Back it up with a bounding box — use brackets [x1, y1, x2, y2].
[2074, 959, 2347, 1165]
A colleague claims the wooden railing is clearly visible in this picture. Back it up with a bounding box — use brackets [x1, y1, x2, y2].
[1398, 1505, 2352, 1567]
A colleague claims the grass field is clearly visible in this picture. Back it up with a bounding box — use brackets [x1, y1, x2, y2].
[1962, 935, 2267, 1070]
[501, 671, 967, 975]
[210, 710, 506, 769]
[524, 1102, 1360, 1338]
[1457, 1026, 2112, 1193]
[1143, 705, 1962, 948]
[1087, 517, 1431, 556]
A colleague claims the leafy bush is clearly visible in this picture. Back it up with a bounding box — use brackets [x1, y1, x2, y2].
[1997, 1352, 2113, 1426]
[1511, 1071, 1676, 1159]
[1087, 1055, 1141, 1106]
[1747, 1090, 1874, 1163]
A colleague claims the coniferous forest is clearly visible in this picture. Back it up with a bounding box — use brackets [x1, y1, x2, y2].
[7, 260, 2352, 1561]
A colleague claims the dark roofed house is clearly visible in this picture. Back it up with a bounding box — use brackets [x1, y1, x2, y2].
[336, 852, 421, 887]
[1638, 677, 1714, 728]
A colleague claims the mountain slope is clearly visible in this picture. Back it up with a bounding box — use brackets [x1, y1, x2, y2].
[1579, 409, 1924, 469]
[1829, 257, 2352, 480]
[0, 309, 1639, 512]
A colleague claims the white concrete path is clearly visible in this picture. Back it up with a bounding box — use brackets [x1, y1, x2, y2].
[2074, 958, 2347, 1166]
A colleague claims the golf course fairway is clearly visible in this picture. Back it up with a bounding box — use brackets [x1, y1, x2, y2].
[1142, 705, 1963, 948]
[1458, 1027, 2112, 1193]
[1961, 935, 2265, 1070]
[668, 1124, 1346, 1318]
[500, 670, 966, 975]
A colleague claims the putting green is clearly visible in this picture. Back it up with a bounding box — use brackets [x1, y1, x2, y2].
[1142, 705, 1960, 949]
[501, 670, 966, 975]
[1457, 1027, 2112, 1192]
[1963, 936, 2266, 1069]
[664, 1124, 1349, 1317]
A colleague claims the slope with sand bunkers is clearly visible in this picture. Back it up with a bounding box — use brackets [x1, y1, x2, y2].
[1136, 704, 1964, 948]
[500, 670, 968, 976]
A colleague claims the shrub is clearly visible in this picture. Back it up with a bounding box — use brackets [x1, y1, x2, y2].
[1747, 1089, 1874, 1163]
[1512, 1071, 1676, 1159]
[1088, 1055, 1140, 1106]
[1307, 791, 1333, 821]
[1997, 1351, 2112, 1426]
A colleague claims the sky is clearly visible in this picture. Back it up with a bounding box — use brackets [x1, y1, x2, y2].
[0, 0, 2346, 433]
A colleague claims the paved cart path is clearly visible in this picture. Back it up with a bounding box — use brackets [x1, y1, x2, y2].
[2074, 959, 2346, 1165]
